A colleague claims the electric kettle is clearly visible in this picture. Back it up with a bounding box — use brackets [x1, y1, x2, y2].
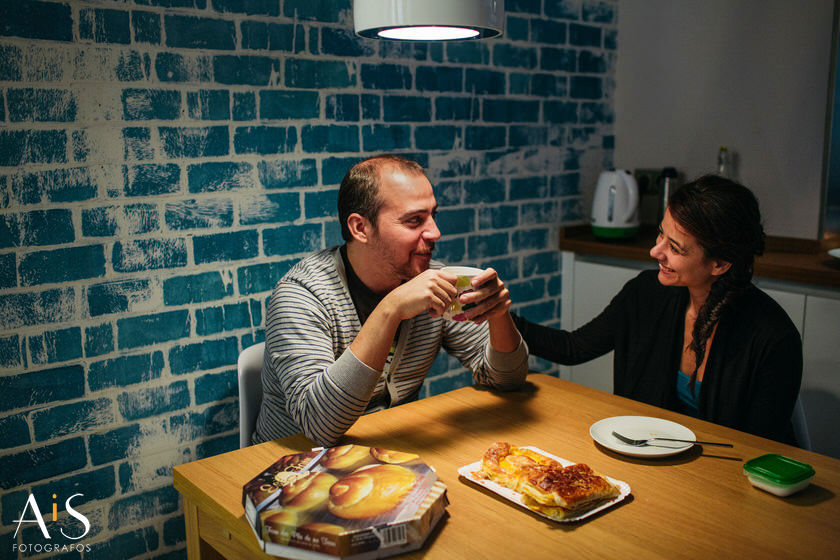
[591, 169, 640, 238]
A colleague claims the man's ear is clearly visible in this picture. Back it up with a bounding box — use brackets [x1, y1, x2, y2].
[346, 213, 370, 243]
[711, 259, 732, 277]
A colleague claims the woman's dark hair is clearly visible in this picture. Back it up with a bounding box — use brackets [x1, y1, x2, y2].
[337, 155, 425, 242]
[667, 174, 765, 390]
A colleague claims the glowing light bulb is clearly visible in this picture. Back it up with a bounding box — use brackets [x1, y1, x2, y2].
[377, 26, 481, 41]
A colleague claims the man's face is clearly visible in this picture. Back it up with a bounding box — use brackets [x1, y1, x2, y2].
[367, 167, 441, 285]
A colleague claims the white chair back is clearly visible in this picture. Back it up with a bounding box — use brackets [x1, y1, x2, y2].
[792, 395, 811, 451]
[237, 342, 265, 448]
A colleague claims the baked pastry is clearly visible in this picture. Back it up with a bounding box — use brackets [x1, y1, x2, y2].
[478, 442, 619, 519]
[261, 509, 298, 544]
[328, 464, 416, 519]
[370, 448, 420, 464]
[480, 442, 558, 489]
[319, 444, 375, 471]
[280, 471, 338, 512]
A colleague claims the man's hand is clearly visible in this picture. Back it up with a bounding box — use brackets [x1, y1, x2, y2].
[458, 267, 520, 353]
[352, 269, 457, 371]
[458, 268, 511, 324]
[383, 269, 459, 321]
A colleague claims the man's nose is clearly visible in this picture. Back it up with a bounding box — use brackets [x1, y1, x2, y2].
[425, 218, 441, 241]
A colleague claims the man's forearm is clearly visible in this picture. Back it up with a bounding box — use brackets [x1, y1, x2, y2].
[488, 311, 522, 353]
[349, 300, 403, 370]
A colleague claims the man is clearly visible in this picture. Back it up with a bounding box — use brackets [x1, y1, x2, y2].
[253, 155, 528, 446]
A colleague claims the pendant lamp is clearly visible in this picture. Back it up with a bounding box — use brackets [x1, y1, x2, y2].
[354, 0, 504, 41]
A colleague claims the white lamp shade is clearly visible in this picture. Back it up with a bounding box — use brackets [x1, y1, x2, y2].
[354, 0, 505, 41]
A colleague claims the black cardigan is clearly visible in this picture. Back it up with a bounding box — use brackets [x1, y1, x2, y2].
[514, 270, 803, 444]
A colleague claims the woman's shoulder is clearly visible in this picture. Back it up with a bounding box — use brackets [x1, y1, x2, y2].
[732, 284, 800, 338]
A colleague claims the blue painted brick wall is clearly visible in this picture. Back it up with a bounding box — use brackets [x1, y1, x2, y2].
[0, 0, 617, 556]
[88, 352, 164, 391]
[32, 398, 114, 441]
[80, 8, 131, 45]
[29, 326, 83, 365]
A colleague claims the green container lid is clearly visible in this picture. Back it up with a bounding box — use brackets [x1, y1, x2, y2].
[743, 454, 815, 486]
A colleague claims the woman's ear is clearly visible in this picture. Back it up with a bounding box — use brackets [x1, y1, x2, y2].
[346, 213, 369, 243]
[711, 259, 732, 277]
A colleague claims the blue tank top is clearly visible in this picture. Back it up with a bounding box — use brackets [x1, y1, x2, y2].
[676, 370, 701, 415]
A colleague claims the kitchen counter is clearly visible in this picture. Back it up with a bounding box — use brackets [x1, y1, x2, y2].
[559, 225, 840, 289]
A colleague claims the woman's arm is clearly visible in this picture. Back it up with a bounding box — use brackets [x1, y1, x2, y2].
[511, 283, 629, 365]
[742, 330, 803, 443]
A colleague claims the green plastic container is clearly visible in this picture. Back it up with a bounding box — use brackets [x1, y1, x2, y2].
[743, 454, 815, 497]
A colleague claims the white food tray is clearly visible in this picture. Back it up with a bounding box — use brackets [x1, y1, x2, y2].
[457, 446, 631, 522]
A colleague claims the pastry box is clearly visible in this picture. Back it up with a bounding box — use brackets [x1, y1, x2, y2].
[243, 445, 447, 560]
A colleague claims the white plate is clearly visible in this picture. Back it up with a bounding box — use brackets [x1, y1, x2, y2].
[829, 248, 840, 259]
[457, 446, 631, 523]
[589, 416, 696, 458]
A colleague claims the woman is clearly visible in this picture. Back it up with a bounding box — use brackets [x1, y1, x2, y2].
[514, 175, 803, 444]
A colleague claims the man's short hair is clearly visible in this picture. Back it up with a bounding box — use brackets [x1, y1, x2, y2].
[337, 155, 425, 242]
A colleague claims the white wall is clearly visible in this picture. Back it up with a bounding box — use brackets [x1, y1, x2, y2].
[615, 0, 834, 240]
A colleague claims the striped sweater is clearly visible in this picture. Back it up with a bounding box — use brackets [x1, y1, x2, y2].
[253, 246, 529, 446]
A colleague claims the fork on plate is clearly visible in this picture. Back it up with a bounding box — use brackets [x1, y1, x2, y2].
[611, 431, 733, 448]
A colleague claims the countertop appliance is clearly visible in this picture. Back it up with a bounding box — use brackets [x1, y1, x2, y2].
[591, 169, 640, 238]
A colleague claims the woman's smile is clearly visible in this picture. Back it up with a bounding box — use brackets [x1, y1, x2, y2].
[658, 262, 675, 274]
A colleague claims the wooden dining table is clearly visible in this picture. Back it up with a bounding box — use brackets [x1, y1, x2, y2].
[173, 374, 840, 559]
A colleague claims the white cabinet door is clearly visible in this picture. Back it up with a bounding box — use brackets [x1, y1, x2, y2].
[801, 295, 840, 458]
[567, 258, 649, 393]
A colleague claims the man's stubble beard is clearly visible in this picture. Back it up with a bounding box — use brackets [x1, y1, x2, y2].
[368, 231, 413, 285]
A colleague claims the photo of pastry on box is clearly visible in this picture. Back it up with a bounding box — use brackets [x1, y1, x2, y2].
[242, 445, 448, 560]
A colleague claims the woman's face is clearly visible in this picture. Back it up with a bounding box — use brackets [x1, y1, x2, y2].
[649, 209, 729, 290]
